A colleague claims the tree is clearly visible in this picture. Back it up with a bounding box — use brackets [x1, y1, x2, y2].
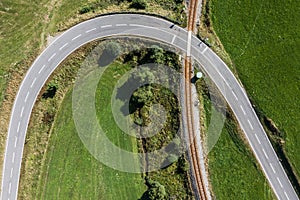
[149, 45, 164, 64]
[130, 0, 147, 9]
[140, 179, 167, 200]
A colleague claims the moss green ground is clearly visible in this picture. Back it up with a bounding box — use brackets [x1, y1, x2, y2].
[37, 63, 146, 199]
[210, 0, 300, 180]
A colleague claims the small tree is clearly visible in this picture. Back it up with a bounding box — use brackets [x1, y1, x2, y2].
[141, 179, 167, 200]
[130, 0, 147, 9]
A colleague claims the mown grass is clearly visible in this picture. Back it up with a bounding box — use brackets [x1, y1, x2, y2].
[36, 62, 146, 199]
[196, 78, 275, 199]
[209, 0, 300, 181]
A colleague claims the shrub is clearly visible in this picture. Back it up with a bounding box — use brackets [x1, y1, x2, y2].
[130, 0, 147, 9]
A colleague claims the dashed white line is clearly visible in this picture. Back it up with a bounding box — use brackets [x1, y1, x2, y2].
[247, 119, 253, 130]
[284, 191, 290, 200]
[232, 90, 238, 101]
[129, 24, 148, 28]
[171, 35, 176, 44]
[270, 163, 276, 173]
[85, 28, 97, 33]
[277, 177, 283, 188]
[72, 34, 82, 41]
[10, 168, 13, 178]
[240, 105, 246, 115]
[12, 152, 15, 163]
[255, 133, 261, 145]
[201, 46, 208, 54]
[17, 122, 20, 133]
[20, 106, 24, 118]
[262, 148, 269, 160]
[8, 182, 11, 194]
[14, 136, 18, 148]
[218, 72, 230, 88]
[116, 24, 127, 27]
[38, 65, 46, 74]
[219, 72, 226, 82]
[48, 53, 56, 62]
[187, 31, 192, 56]
[59, 43, 69, 51]
[24, 91, 29, 103]
[101, 25, 112, 28]
[30, 77, 37, 88]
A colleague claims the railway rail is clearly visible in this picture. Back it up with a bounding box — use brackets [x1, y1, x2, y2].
[184, 0, 209, 199]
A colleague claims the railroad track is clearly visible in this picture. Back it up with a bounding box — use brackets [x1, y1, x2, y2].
[184, 0, 209, 199]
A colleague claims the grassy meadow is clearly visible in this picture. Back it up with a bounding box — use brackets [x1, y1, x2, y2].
[209, 0, 300, 182]
[36, 63, 146, 199]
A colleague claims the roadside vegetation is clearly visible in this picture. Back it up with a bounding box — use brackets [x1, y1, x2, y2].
[206, 0, 300, 193]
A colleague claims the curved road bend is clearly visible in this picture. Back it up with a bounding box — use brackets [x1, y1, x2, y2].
[1, 14, 298, 200]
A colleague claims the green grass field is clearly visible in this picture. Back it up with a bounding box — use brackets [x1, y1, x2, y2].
[36, 62, 146, 199]
[209, 120, 274, 199]
[196, 79, 275, 199]
[210, 0, 300, 180]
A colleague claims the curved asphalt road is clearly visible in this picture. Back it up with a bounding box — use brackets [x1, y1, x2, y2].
[1, 14, 298, 200]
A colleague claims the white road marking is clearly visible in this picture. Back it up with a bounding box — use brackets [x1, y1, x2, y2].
[240, 105, 246, 115]
[219, 72, 226, 82]
[14, 136, 18, 148]
[38, 64, 46, 74]
[284, 191, 290, 200]
[171, 35, 176, 44]
[187, 31, 192, 56]
[255, 133, 261, 145]
[48, 53, 56, 62]
[218, 72, 230, 88]
[8, 182, 11, 194]
[17, 122, 20, 133]
[247, 119, 253, 130]
[277, 177, 283, 188]
[10, 168, 13, 178]
[20, 106, 24, 118]
[201, 46, 208, 54]
[270, 163, 276, 173]
[116, 24, 127, 27]
[129, 24, 148, 28]
[12, 152, 15, 163]
[24, 91, 29, 103]
[232, 90, 238, 101]
[72, 34, 82, 41]
[262, 148, 269, 160]
[59, 43, 69, 51]
[85, 28, 97, 33]
[101, 25, 112, 28]
[30, 77, 37, 88]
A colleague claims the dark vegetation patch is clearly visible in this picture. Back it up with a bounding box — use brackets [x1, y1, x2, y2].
[120, 44, 193, 199]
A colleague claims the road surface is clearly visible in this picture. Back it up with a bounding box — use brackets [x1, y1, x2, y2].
[1, 14, 298, 200]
